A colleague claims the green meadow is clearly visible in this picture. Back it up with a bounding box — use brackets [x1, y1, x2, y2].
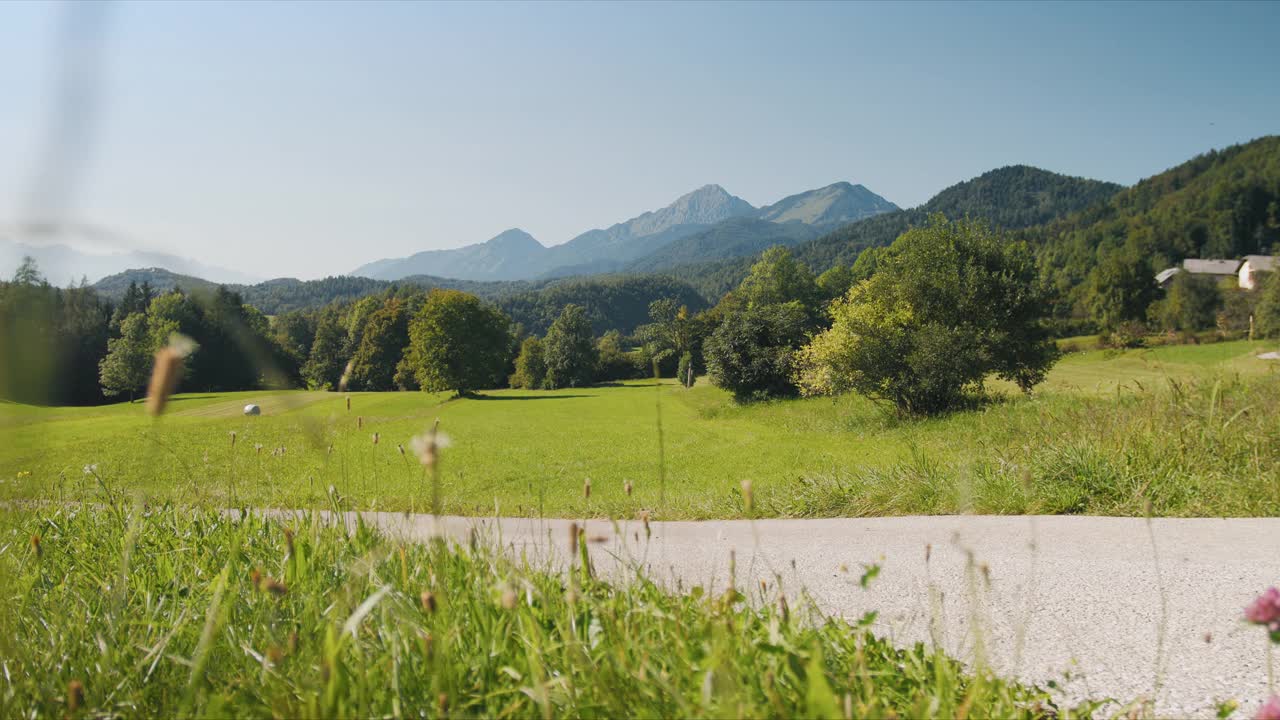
[4, 339, 1278, 519]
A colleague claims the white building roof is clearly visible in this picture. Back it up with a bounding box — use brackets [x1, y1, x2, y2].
[1243, 255, 1278, 272]
[1182, 258, 1241, 275]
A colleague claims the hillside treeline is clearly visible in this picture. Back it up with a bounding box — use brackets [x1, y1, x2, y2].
[4, 136, 1279, 408]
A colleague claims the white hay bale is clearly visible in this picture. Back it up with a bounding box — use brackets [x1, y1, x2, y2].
[243, 404, 261, 416]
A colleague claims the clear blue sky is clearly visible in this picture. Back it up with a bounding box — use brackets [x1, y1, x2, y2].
[1, 0, 1277, 279]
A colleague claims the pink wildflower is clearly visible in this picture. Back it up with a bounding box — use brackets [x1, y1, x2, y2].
[1245, 587, 1280, 626]
[1256, 696, 1280, 720]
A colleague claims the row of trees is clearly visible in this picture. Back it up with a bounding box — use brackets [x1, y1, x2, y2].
[3, 212, 1065, 417]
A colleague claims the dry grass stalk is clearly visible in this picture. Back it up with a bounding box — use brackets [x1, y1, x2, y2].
[145, 334, 197, 417]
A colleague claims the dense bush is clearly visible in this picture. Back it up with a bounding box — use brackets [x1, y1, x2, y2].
[509, 336, 547, 389]
[677, 351, 695, 388]
[704, 302, 810, 402]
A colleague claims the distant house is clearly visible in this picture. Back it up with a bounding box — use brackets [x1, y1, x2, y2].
[1181, 258, 1242, 277]
[1153, 257, 1277, 290]
[1238, 255, 1277, 290]
[1155, 258, 1243, 288]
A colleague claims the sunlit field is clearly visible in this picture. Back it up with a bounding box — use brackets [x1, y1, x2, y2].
[4, 339, 1277, 519]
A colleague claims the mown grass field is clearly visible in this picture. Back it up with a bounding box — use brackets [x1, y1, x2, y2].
[2, 339, 1278, 519]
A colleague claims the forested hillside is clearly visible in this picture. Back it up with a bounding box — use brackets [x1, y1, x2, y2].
[792, 165, 1123, 271]
[95, 269, 523, 315]
[1026, 136, 1280, 319]
[496, 275, 707, 336]
[649, 165, 1124, 300]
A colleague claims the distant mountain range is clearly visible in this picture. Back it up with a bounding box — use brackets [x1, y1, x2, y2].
[351, 181, 899, 282]
[0, 226, 260, 285]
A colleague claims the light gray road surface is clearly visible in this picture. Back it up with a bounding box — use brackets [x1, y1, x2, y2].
[278, 511, 1280, 717]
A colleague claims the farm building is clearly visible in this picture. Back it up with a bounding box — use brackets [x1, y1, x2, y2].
[1238, 255, 1278, 290]
[1155, 258, 1249, 288]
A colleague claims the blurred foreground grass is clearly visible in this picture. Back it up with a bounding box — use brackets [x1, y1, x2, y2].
[0, 504, 1087, 718]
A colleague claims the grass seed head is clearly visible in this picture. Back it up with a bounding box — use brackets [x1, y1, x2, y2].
[583, 478, 591, 500]
[568, 522, 579, 554]
[372, 432, 379, 445]
[421, 590, 437, 613]
[67, 680, 84, 712]
[501, 587, 518, 610]
[229, 431, 237, 447]
[144, 333, 197, 417]
[338, 361, 354, 393]
[409, 422, 450, 469]
[345, 395, 351, 411]
[29, 535, 41, 558]
[741, 479, 753, 515]
[255, 443, 263, 455]
[624, 480, 632, 496]
[266, 645, 284, 665]
[357, 416, 363, 430]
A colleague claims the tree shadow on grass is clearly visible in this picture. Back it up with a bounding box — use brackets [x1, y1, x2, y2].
[470, 394, 595, 401]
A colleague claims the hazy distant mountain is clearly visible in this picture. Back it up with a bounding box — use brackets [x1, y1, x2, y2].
[756, 182, 898, 226]
[353, 182, 897, 282]
[619, 183, 899, 272]
[545, 184, 756, 265]
[624, 217, 824, 273]
[0, 228, 260, 286]
[352, 228, 546, 282]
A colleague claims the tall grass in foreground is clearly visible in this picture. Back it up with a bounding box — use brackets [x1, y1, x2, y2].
[770, 373, 1280, 517]
[0, 504, 1085, 718]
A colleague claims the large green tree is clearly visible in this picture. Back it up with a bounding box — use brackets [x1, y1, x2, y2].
[349, 299, 410, 391]
[403, 290, 512, 395]
[794, 215, 1059, 415]
[1152, 272, 1222, 332]
[1086, 252, 1157, 332]
[302, 307, 347, 390]
[98, 313, 151, 402]
[736, 246, 821, 311]
[542, 304, 597, 389]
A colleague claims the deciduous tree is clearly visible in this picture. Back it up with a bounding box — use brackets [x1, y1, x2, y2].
[404, 290, 511, 395]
